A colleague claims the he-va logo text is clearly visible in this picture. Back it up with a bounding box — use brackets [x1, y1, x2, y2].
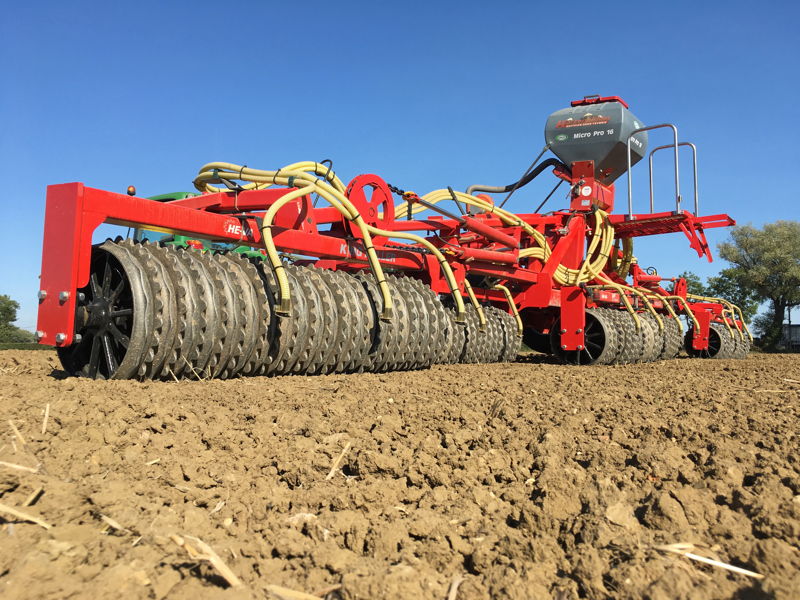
[225, 221, 253, 237]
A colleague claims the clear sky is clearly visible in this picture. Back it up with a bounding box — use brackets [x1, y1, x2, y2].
[2, 0, 798, 331]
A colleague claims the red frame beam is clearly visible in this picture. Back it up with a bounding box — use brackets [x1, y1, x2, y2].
[36, 176, 737, 353]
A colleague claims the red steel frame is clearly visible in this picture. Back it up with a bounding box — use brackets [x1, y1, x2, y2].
[36, 169, 739, 352]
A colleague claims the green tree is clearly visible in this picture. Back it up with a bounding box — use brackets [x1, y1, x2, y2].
[0, 294, 34, 343]
[0, 294, 18, 325]
[717, 221, 800, 349]
[677, 271, 706, 296]
[752, 308, 775, 339]
[705, 268, 759, 324]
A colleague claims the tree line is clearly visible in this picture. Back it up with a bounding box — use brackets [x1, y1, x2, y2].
[0, 294, 35, 343]
[681, 220, 800, 349]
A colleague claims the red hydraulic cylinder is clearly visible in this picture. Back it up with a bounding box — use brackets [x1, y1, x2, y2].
[461, 216, 519, 249]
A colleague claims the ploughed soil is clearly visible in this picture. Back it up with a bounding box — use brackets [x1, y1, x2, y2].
[0, 350, 799, 600]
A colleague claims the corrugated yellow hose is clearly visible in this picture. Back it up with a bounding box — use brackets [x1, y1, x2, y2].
[193, 163, 466, 322]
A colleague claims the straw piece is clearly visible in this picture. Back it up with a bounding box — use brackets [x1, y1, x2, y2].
[325, 441, 351, 480]
[8, 420, 27, 448]
[446, 574, 465, 600]
[311, 584, 342, 598]
[8, 420, 49, 476]
[0, 501, 52, 530]
[0, 461, 38, 473]
[655, 543, 764, 580]
[171, 534, 243, 588]
[100, 514, 131, 534]
[42, 404, 50, 435]
[265, 584, 322, 600]
[22, 486, 43, 507]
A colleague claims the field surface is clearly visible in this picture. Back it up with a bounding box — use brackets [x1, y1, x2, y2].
[0, 350, 798, 600]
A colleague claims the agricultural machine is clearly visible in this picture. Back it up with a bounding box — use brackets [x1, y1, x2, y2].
[35, 96, 752, 380]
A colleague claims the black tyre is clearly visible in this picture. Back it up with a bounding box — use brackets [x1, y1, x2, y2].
[684, 322, 735, 359]
[57, 241, 151, 380]
[550, 309, 619, 366]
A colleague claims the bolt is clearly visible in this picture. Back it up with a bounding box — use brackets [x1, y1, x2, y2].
[577, 345, 583, 350]
[55, 333, 66, 344]
[74, 333, 82, 343]
[561, 344, 567, 350]
[576, 328, 583, 333]
[561, 328, 567, 334]
[34, 331, 44, 341]
[77, 292, 86, 302]
[37, 290, 47, 300]
[59, 291, 70, 302]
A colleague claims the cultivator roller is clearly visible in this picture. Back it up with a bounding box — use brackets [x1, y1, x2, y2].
[53, 239, 515, 380]
[36, 96, 751, 380]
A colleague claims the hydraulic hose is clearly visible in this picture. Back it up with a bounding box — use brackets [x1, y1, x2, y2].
[615, 237, 634, 279]
[462, 279, 486, 333]
[645, 292, 682, 329]
[428, 192, 614, 288]
[194, 162, 466, 322]
[492, 284, 524, 337]
[198, 164, 392, 320]
[465, 158, 567, 196]
[588, 284, 641, 331]
[686, 293, 753, 342]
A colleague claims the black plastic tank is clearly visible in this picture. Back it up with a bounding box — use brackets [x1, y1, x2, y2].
[544, 96, 648, 184]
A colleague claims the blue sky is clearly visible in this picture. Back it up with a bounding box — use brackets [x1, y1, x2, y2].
[2, 0, 798, 331]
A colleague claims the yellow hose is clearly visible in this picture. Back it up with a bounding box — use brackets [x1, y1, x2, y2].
[394, 187, 618, 288]
[656, 295, 698, 332]
[246, 173, 393, 320]
[686, 294, 753, 342]
[361, 224, 465, 322]
[492, 284, 524, 337]
[197, 164, 689, 343]
[194, 162, 469, 321]
[643, 293, 683, 334]
[587, 284, 641, 332]
[259, 186, 309, 313]
[463, 279, 486, 333]
[616, 237, 634, 279]
[195, 161, 347, 195]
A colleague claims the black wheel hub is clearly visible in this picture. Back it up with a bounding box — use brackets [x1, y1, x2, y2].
[57, 247, 135, 379]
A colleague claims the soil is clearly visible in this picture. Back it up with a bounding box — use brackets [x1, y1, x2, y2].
[0, 349, 798, 600]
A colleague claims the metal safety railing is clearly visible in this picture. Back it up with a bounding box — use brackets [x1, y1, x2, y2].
[626, 123, 679, 218]
[650, 142, 698, 217]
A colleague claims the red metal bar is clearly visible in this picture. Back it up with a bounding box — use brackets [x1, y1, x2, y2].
[559, 214, 587, 351]
[461, 216, 519, 249]
[692, 310, 712, 351]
